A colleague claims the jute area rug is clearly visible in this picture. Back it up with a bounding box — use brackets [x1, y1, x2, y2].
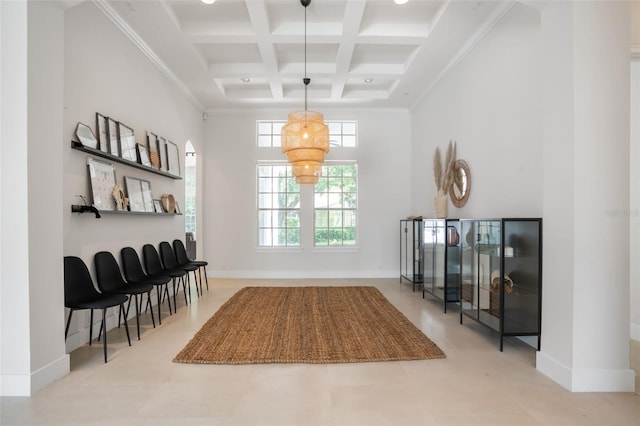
[173, 286, 446, 364]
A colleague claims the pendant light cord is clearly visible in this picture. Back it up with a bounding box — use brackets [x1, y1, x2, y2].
[302, 0, 310, 112]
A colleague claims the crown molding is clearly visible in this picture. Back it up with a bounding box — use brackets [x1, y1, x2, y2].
[91, 0, 204, 111]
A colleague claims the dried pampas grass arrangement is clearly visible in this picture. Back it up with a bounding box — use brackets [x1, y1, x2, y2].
[433, 140, 457, 196]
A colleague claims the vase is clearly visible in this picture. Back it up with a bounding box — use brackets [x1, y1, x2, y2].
[434, 194, 448, 218]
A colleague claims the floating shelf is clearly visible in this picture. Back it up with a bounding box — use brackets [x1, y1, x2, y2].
[71, 141, 182, 180]
[71, 205, 181, 218]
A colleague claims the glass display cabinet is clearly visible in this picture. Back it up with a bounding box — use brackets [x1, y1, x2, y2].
[423, 219, 461, 312]
[459, 218, 542, 351]
[400, 219, 424, 291]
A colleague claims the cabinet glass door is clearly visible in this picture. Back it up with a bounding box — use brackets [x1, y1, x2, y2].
[423, 219, 445, 298]
[445, 219, 461, 303]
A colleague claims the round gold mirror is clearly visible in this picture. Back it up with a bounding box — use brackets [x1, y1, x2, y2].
[449, 159, 471, 208]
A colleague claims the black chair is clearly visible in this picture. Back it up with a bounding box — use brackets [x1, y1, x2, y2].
[64, 256, 131, 363]
[143, 243, 187, 313]
[173, 239, 209, 294]
[121, 247, 172, 324]
[160, 241, 199, 299]
[94, 251, 155, 340]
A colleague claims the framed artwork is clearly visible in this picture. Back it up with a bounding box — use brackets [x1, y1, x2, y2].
[140, 179, 154, 212]
[96, 113, 109, 153]
[137, 144, 151, 167]
[124, 176, 145, 212]
[75, 122, 98, 149]
[158, 136, 168, 172]
[118, 122, 137, 162]
[147, 132, 160, 169]
[153, 199, 163, 213]
[108, 118, 120, 157]
[166, 140, 180, 177]
[87, 158, 116, 211]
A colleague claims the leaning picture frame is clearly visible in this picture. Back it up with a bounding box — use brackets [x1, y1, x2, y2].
[124, 176, 145, 212]
[137, 143, 151, 167]
[96, 113, 109, 153]
[153, 199, 163, 213]
[118, 122, 137, 162]
[140, 179, 154, 212]
[147, 132, 160, 169]
[108, 117, 120, 157]
[166, 140, 180, 177]
[87, 158, 116, 211]
[158, 136, 168, 172]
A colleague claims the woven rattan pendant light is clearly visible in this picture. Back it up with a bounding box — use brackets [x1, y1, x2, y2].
[281, 0, 329, 185]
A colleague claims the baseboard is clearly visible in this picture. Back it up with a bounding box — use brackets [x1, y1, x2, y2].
[30, 354, 69, 395]
[0, 354, 69, 396]
[205, 269, 398, 279]
[537, 351, 636, 392]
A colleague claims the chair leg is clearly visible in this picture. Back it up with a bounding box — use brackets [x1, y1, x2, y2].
[147, 292, 155, 328]
[121, 303, 131, 346]
[182, 275, 189, 306]
[156, 286, 163, 324]
[203, 267, 209, 291]
[90, 309, 95, 345]
[172, 278, 178, 313]
[65, 309, 74, 340]
[193, 270, 200, 297]
[134, 294, 141, 340]
[101, 308, 108, 363]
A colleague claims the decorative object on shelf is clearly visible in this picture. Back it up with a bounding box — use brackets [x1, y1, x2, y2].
[432, 140, 456, 218]
[161, 193, 176, 213]
[490, 270, 514, 295]
[153, 199, 163, 213]
[147, 132, 160, 169]
[118, 122, 137, 162]
[166, 140, 181, 177]
[140, 179, 154, 212]
[281, 0, 329, 185]
[136, 143, 151, 167]
[87, 158, 116, 210]
[446, 225, 459, 246]
[96, 113, 109, 153]
[108, 118, 119, 157]
[75, 122, 98, 149]
[112, 184, 127, 211]
[450, 159, 471, 208]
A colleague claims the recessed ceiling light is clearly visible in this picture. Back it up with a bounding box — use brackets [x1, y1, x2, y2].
[364, 78, 373, 83]
[394, 0, 409, 5]
[241, 78, 251, 83]
[201, 0, 217, 4]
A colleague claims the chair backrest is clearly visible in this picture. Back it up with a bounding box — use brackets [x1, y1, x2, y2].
[173, 239, 190, 265]
[94, 251, 127, 293]
[142, 244, 164, 275]
[159, 241, 178, 269]
[121, 247, 146, 282]
[64, 256, 102, 307]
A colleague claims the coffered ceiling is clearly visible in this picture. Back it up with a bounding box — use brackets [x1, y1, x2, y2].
[100, 0, 513, 110]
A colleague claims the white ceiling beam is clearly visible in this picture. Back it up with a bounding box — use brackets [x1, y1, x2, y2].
[331, 0, 366, 100]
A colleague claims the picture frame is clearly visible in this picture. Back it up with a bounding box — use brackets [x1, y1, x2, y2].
[87, 158, 116, 211]
[136, 143, 151, 167]
[158, 136, 168, 172]
[166, 140, 180, 177]
[96, 113, 109, 153]
[124, 176, 145, 212]
[153, 199, 163, 213]
[118, 122, 137, 162]
[140, 179, 155, 212]
[75, 122, 98, 149]
[174, 201, 181, 215]
[147, 132, 160, 169]
[108, 118, 120, 157]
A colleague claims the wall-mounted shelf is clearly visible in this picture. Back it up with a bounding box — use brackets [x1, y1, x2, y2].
[71, 204, 181, 218]
[71, 141, 182, 180]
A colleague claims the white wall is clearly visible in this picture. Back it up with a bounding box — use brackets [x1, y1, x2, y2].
[203, 108, 411, 278]
[631, 59, 640, 342]
[410, 4, 542, 219]
[63, 2, 204, 351]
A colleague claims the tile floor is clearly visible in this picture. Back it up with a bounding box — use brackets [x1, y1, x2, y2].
[2, 278, 639, 426]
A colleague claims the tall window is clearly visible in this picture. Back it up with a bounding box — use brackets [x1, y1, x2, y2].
[257, 164, 300, 247]
[314, 163, 357, 246]
[257, 120, 357, 148]
[184, 141, 196, 234]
